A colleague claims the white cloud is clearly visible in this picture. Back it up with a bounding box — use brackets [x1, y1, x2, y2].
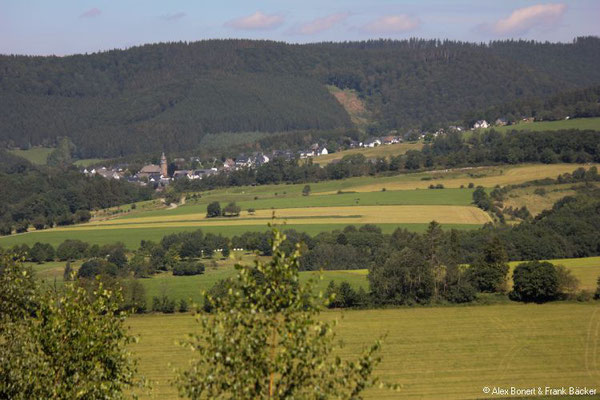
[295, 13, 350, 35]
[80, 8, 101, 19]
[225, 11, 284, 30]
[491, 3, 566, 35]
[362, 15, 420, 34]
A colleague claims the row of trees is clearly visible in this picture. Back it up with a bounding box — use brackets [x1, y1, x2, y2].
[173, 129, 600, 194]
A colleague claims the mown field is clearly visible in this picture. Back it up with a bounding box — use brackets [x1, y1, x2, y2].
[479, 117, 600, 133]
[128, 302, 600, 399]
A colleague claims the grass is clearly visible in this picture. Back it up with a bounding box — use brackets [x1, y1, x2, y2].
[121, 188, 476, 220]
[479, 117, 600, 134]
[313, 142, 424, 166]
[8, 147, 54, 164]
[128, 302, 600, 399]
[502, 183, 591, 216]
[74, 158, 107, 167]
[0, 223, 482, 248]
[82, 205, 491, 228]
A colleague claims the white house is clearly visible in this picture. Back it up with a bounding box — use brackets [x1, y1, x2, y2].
[473, 120, 490, 129]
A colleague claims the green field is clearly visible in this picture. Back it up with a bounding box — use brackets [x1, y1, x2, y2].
[8, 147, 54, 164]
[128, 303, 600, 399]
[480, 117, 600, 133]
[122, 188, 475, 220]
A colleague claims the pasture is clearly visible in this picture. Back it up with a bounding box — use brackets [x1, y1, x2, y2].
[128, 303, 600, 399]
[313, 141, 424, 166]
[479, 117, 600, 134]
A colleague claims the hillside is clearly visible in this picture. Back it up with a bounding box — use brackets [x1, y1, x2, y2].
[1, 37, 600, 157]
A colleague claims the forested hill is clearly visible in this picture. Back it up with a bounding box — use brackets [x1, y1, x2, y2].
[1, 37, 600, 158]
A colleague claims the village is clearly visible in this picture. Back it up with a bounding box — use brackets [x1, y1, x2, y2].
[82, 117, 534, 187]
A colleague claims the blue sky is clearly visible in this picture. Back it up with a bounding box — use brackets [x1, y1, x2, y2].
[1, 0, 598, 55]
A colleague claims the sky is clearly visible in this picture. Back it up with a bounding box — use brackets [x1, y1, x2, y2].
[0, 0, 598, 56]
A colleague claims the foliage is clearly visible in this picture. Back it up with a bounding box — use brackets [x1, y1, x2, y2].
[302, 184, 311, 196]
[173, 261, 205, 276]
[465, 237, 509, 293]
[510, 261, 559, 303]
[0, 150, 152, 236]
[222, 202, 241, 217]
[0, 255, 142, 399]
[151, 295, 176, 313]
[206, 201, 221, 218]
[177, 228, 385, 399]
[2, 38, 600, 157]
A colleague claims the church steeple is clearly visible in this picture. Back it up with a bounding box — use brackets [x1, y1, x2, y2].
[160, 152, 168, 177]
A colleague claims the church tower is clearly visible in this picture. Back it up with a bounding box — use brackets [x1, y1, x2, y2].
[160, 152, 168, 177]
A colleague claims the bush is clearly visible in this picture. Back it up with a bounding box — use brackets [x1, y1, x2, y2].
[56, 239, 89, 261]
[445, 281, 477, 303]
[206, 201, 221, 218]
[151, 295, 176, 313]
[222, 202, 241, 217]
[173, 261, 205, 276]
[302, 185, 311, 196]
[510, 261, 559, 303]
[178, 299, 189, 313]
[28, 242, 55, 263]
[468, 182, 474, 188]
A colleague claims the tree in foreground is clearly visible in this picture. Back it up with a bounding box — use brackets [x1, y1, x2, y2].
[510, 260, 559, 303]
[0, 254, 142, 399]
[177, 228, 387, 399]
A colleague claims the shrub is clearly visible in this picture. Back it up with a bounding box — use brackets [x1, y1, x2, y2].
[445, 281, 477, 303]
[222, 202, 241, 217]
[468, 182, 474, 188]
[173, 261, 205, 276]
[151, 295, 176, 313]
[178, 299, 189, 313]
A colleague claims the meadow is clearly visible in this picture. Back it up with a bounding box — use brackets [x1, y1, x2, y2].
[479, 117, 600, 134]
[8, 147, 53, 164]
[128, 302, 600, 399]
[312, 141, 424, 165]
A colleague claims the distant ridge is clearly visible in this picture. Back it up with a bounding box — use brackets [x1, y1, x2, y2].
[1, 37, 599, 157]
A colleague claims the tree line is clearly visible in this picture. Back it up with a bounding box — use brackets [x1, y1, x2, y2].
[173, 129, 600, 193]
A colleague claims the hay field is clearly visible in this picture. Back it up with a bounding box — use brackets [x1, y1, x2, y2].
[8, 147, 54, 164]
[128, 303, 600, 399]
[344, 164, 598, 192]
